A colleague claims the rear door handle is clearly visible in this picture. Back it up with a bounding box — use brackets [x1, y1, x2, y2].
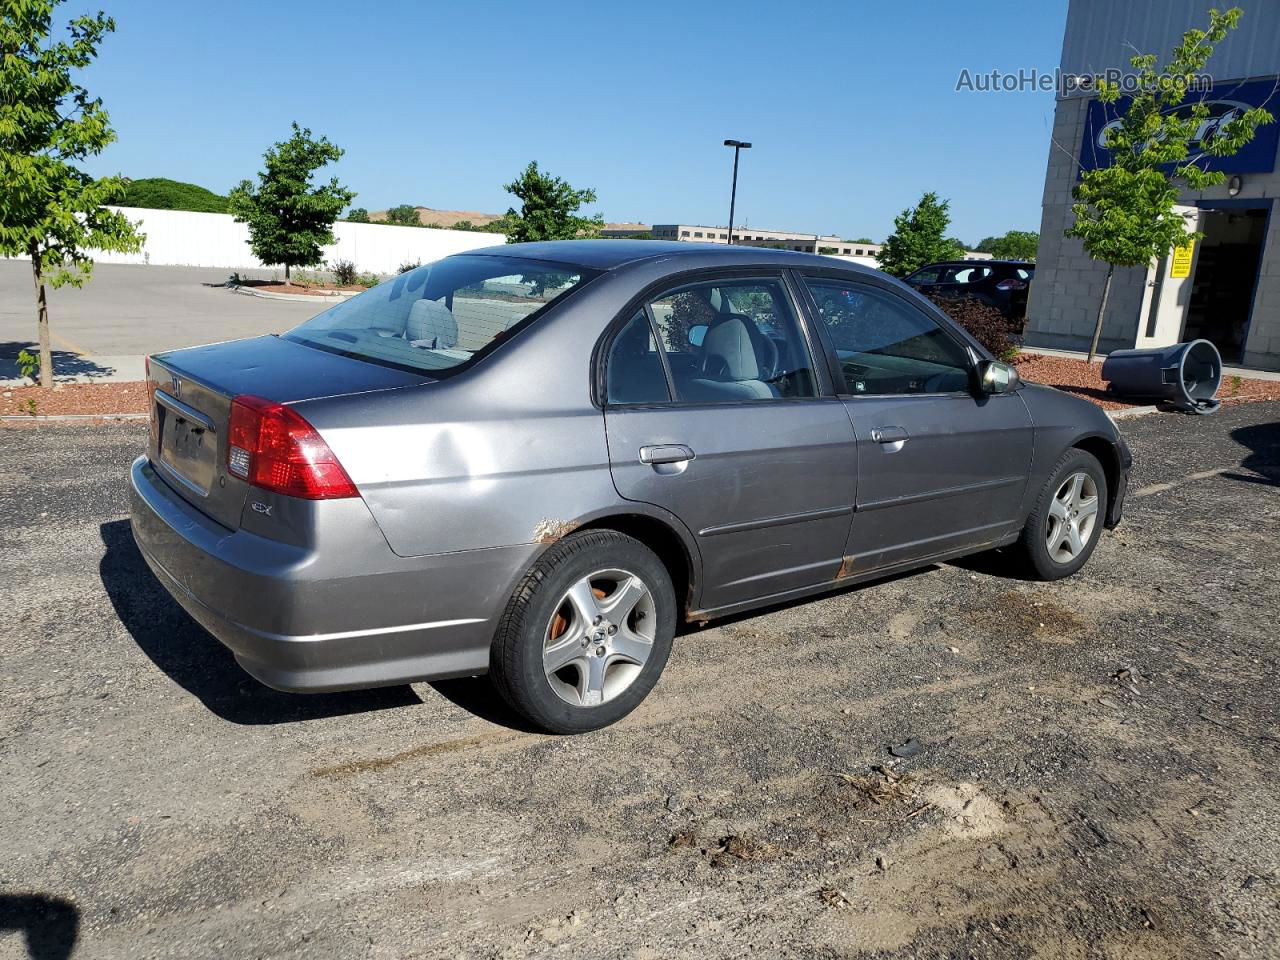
[870, 426, 909, 444]
[639, 444, 695, 465]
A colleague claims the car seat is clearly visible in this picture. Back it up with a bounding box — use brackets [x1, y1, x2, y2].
[682, 315, 778, 401]
[406, 299, 458, 348]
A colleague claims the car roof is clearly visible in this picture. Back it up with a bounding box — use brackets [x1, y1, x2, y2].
[918, 259, 1035, 268]
[457, 238, 883, 275]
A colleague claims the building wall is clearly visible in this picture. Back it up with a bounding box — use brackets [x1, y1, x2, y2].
[80, 207, 506, 274]
[1060, 0, 1280, 83]
[1026, 0, 1280, 368]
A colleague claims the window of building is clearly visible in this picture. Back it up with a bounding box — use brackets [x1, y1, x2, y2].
[803, 280, 971, 395]
[681, 231, 690, 238]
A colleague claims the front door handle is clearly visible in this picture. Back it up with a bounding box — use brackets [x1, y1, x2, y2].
[639, 444, 695, 465]
[870, 426, 909, 444]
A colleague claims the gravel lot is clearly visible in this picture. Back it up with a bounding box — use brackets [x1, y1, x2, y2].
[1, 404, 1278, 959]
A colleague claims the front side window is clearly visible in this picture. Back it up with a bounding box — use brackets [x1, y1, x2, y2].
[804, 280, 972, 395]
[285, 255, 595, 375]
[939, 265, 991, 284]
[646, 278, 816, 403]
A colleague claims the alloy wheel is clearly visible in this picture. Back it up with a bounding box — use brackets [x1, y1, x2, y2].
[1046, 471, 1099, 564]
[543, 569, 656, 707]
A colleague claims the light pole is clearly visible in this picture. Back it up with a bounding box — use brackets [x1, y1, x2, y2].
[723, 139, 751, 245]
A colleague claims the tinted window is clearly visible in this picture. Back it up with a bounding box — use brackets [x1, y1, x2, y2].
[804, 280, 972, 395]
[606, 311, 670, 404]
[646, 279, 816, 403]
[286, 256, 595, 375]
[938, 265, 991, 284]
[906, 266, 942, 284]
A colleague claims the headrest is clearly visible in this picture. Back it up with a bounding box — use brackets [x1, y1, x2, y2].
[406, 299, 457, 348]
[702, 316, 760, 380]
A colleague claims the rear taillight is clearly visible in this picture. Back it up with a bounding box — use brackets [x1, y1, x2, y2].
[995, 278, 1028, 291]
[227, 395, 358, 500]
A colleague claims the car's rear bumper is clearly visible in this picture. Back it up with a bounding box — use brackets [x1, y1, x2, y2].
[128, 456, 537, 692]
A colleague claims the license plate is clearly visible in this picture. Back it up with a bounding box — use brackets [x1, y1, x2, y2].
[159, 406, 215, 494]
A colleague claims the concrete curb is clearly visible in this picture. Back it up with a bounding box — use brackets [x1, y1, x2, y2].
[228, 283, 356, 303]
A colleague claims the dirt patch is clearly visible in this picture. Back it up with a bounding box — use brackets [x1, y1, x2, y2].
[1, 381, 148, 418]
[1014, 352, 1280, 410]
[961, 589, 1085, 642]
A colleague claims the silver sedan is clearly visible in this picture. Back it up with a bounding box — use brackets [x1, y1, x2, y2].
[130, 241, 1130, 733]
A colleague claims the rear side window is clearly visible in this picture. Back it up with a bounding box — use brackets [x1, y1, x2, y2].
[604, 278, 818, 405]
[804, 280, 972, 395]
[285, 255, 597, 376]
[606, 311, 670, 404]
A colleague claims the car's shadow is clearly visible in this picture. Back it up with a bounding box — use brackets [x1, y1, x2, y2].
[99, 520, 422, 725]
[0, 893, 79, 960]
[1226, 420, 1280, 488]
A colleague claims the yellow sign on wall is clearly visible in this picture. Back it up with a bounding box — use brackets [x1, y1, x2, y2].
[1170, 241, 1196, 278]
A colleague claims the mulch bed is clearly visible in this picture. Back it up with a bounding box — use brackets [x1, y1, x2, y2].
[235, 279, 369, 295]
[1, 382, 149, 421]
[1013, 353, 1280, 410]
[4, 353, 1278, 423]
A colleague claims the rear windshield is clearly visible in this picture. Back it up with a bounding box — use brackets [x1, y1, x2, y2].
[284, 255, 596, 375]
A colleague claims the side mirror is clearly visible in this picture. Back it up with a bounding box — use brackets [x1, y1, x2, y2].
[978, 359, 1020, 394]
[687, 324, 708, 348]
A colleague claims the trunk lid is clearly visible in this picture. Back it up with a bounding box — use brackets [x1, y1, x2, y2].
[147, 335, 429, 530]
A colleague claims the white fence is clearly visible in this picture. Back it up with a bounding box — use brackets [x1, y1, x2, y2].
[84, 207, 507, 275]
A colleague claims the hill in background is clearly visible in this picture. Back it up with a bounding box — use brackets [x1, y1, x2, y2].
[120, 178, 228, 214]
[370, 206, 505, 228]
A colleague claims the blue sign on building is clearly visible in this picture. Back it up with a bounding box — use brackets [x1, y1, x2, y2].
[1079, 77, 1280, 174]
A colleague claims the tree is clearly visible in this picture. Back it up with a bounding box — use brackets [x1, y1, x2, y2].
[121, 177, 227, 213]
[976, 229, 1039, 260]
[345, 206, 369, 223]
[385, 204, 419, 226]
[228, 123, 354, 280]
[875, 192, 964, 277]
[1, 0, 144, 385]
[1065, 6, 1271, 361]
[849, 236, 876, 244]
[501, 161, 604, 243]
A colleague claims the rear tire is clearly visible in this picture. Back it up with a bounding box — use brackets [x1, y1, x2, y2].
[490, 529, 676, 734]
[1011, 448, 1108, 581]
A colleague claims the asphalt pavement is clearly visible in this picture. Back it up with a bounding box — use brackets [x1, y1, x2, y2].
[0, 261, 322, 382]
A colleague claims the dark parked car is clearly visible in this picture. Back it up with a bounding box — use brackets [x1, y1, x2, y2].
[905, 259, 1035, 322]
[130, 241, 1128, 733]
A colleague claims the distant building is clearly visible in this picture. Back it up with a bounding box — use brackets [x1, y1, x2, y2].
[600, 223, 654, 238]
[651, 224, 884, 258]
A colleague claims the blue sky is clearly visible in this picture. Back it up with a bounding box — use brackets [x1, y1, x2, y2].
[79, 0, 1068, 244]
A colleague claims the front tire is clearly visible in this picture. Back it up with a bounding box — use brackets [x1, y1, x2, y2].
[490, 529, 676, 734]
[1012, 449, 1108, 581]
